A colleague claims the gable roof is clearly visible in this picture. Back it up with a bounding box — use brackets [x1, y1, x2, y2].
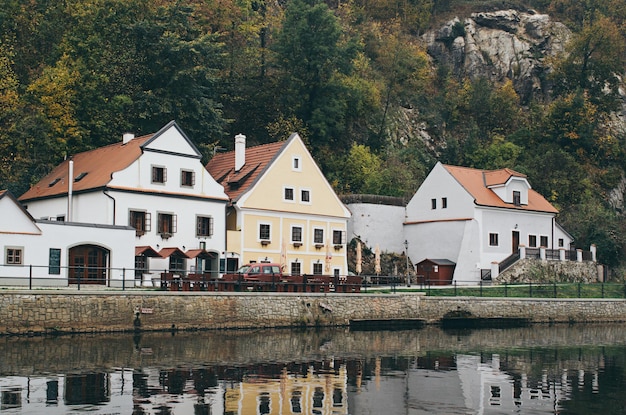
[206, 139, 287, 202]
[442, 164, 558, 213]
[18, 121, 208, 202]
[19, 132, 153, 202]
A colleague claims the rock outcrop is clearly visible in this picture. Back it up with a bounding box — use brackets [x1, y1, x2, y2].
[423, 9, 572, 104]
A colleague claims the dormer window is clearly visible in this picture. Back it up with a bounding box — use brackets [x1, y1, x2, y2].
[74, 172, 88, 182]
[513, 191, 521, 206]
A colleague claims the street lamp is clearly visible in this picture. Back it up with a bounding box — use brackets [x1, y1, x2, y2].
[404, 240, 410, 287]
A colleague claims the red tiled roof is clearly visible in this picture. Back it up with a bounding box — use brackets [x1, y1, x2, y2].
[158, 247, 189, 258]
[206, 140, 287, 201]
[185, 249, 217, 259]
[19, 134, 152, 201]
[135, 246, 162, 257]
[443, 164, 558, 213]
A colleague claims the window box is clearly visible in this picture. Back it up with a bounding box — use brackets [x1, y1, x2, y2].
[293, 242, 302, 248]
[160, 232, 172, 240]
[334, 244, 343, 250]
[261, 240, 271, 246]
[315, 244, 324, 250]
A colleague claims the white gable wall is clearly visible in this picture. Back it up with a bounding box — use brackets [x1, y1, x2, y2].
[406, 162, 475, 223]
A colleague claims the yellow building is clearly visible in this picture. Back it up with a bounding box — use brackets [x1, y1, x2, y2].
[206, 133, 351, 276]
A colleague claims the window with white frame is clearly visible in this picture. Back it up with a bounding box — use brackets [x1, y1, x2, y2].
[291, 226, 303, 245]
[313, 262, 323, 275]
[5, 247, 23, 265]
[540, 236, 548, 248]
[332, 230, 345, 245]
[284, 187, 295, 201]
[130, 210, 151, 236]
[313, 228, 324, 244]
[558, 238, 564, 247]
[157, 213, 177, 237]
[259, 223, 271, 241]
[442, 197, 447, 208]
[181, 169, 195, 187]
[529, 235, 537, 248]
[489, 233, 499, 246]
[196, 216, 214, 237]
[291, 261, 301, 276]
[292, 156, 302, 172]
[301, 189, 311, 203]
[513, 191, 521, 206]
[431, 198, 437, 209]
[152, 165, 167, 184]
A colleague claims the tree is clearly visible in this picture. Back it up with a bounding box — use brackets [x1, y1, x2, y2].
[550, 15, 626, 114]
[272, 0, 360, 152]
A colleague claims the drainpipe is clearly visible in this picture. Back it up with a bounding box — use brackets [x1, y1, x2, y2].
[67, 159, 73, 221]
[103, 190, 116, 225]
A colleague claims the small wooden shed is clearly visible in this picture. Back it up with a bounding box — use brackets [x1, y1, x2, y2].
[416, 259, 456, 286]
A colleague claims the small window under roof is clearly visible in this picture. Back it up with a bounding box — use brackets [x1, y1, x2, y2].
[48, 178, 61, 187]
[74, 172, 88, 182]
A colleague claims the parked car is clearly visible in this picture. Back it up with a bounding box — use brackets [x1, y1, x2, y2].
[223, 263, 283, 281]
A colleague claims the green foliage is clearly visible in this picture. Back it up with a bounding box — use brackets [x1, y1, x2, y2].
[3, 0, 626, 270]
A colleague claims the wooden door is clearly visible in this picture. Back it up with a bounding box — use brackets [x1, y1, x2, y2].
[512, 230, 520, 254]
[69, 245, 109, 284]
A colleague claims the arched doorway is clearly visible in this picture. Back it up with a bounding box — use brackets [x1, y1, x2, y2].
[68, 245, 109, 285]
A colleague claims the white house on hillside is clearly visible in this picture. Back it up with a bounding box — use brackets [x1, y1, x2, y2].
[404, 162, 574, 283]
[19, 121, 228, 285]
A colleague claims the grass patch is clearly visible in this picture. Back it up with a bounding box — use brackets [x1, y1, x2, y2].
[366, 283, 626, 299]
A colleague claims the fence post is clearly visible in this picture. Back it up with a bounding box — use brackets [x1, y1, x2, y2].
[77, 266, 82, 291]
[602, 282, 605, 298]
[504, 282, 508, 297]
[553, 282, 557, 298]
[578, 283, 581, 298]
[454, 280, 457, 296]
[122, 268, 126, 291]
[529, 281, 532, 298]
[29, 265, 33, 290]
[480, 280, 483, 297]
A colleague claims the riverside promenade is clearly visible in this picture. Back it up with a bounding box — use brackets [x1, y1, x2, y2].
[2, 288, 626, 335]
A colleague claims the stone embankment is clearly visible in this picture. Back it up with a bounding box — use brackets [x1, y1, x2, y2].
[2, 291, 626, 335]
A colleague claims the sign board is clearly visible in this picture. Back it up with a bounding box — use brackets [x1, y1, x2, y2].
[49, 248, 61, 274]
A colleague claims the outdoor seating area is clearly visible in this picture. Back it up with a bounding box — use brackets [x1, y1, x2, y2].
[160, 273, 362, 293]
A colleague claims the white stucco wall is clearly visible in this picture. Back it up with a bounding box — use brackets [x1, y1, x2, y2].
[346, 203, 406, 253]
[0, 221, 135, 287]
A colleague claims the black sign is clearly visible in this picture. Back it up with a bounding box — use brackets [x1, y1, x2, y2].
[49, 248, 61, 274]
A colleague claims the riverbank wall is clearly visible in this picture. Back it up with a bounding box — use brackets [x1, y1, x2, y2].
[2, 291, 626, 335]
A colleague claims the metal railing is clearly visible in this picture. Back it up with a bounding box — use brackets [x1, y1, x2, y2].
[0, 264, 364, 293]
[411, 280, 626, 299]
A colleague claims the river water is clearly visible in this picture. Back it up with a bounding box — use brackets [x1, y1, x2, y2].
[1, 323, 626, 414]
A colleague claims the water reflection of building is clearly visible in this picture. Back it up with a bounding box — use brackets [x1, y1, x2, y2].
[0, 370, 133, 413]
[225, 365, 348, 415]
[349, 353, 582, 414]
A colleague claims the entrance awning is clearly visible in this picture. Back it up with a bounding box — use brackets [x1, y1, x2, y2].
[158, 247, 190, 258]
[185, 249, 217, 259]
[135, 246, 162, 257]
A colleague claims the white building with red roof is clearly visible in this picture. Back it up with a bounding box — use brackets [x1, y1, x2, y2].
[404, 162, 574, 283]
[18, 121, 228, 285]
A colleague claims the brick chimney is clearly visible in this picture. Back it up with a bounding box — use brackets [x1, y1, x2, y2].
[235, 133, 246, 172]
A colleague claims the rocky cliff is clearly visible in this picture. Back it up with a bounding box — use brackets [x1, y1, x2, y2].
[423, 9, 571, 104]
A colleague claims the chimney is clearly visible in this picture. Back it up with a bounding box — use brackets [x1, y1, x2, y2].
[122, 133, 135, 144]
[235, 133, 246, 171]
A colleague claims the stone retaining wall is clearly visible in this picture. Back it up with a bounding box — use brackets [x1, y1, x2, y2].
[2, 291, 626, 335]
